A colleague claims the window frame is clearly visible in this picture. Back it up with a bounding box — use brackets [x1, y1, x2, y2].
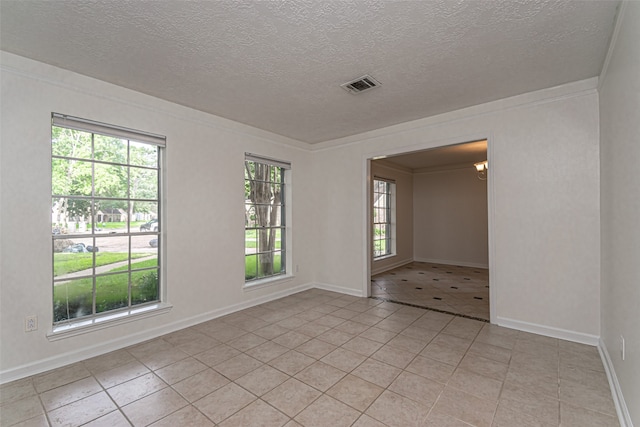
[373, 177, 396, 259]
[50, 113, 167, 335]
[244, 153, 291, 286]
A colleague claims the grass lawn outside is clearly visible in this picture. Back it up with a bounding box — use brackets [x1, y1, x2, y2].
[245, 253, 282, 281]
[54, 252, 152, 277]
[55, 251, 284, 322]
[54, 259, 159, 322]
[244, 229, 282, 249]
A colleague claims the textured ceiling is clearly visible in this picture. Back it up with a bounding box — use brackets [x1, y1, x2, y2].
[0, 0, 619, 144]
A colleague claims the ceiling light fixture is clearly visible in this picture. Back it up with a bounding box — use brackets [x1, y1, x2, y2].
[474, 161, 488, 180]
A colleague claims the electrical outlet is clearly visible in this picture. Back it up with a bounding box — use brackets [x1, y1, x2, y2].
[25, 315, 38, 332]
[296, 264, 299, 273]
[620, 335, 625, 361]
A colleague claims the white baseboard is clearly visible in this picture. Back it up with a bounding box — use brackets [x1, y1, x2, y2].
[495, 316, 600, 345]
[413, 257, 489, 269]
[0, 282, 314, 384]
[598, 339, 634, 427]
[312, 282, 364, 297]
[371, 258, 414, 275]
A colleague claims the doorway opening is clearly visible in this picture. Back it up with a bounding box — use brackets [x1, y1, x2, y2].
[367, 139, 491, 321]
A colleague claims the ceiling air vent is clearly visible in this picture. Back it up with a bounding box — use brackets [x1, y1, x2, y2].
[341, 75, 381, 94]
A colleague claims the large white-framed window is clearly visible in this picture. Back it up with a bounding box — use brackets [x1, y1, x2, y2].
[51, 113, 165, 329]
[373, 178, 396, 258]
[244, 153, 290, 283]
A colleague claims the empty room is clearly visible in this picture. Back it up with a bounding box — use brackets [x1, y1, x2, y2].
[0, 1, 638, 426]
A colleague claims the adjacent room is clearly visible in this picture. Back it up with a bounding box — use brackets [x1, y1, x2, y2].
[1, 1, 638, 426]
[370, 141, 490, 321]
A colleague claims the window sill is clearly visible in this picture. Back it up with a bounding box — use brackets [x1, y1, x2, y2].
[244, 274, 295, 292]
[373, 254, 396, 262]
[47, 303, 173, 341]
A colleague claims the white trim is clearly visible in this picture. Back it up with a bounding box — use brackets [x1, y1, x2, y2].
[243, 274, 295, 292]
[486, 134, 497, 324]
[413, 258, 489, 270]
[371, 258, 414, 276]
[48, 303, 173, 341]
[496, 316, 600, 345]
[312, 282, 364, 298]
[598, 1, 628, 91]
[363, 158, 373, 297]
[598, 339, 634, 427]
[413, 161, 482, 175]
[372, 159, 413, 175]
[0, 282, 313, 384]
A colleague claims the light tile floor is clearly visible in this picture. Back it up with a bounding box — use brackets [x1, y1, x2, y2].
[372, 262, 490, 321]
[0, 289, 619, 426]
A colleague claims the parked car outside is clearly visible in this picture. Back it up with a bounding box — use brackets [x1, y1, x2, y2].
[140, 219, 158, 232]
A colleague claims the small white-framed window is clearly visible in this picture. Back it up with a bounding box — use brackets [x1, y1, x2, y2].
[51, 113, 165, 327]
[373, 178, 396, 258]
[244, 153, 290, 283]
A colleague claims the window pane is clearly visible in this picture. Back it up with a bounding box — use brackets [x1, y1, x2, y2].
[94, 135, 127, 164]
[52, 127, 92, 159]
[245, 255, 257, 281]
[245, 228, 257, 255]
[130, 141, 158, 168]
[94, 236, 130, 271]
[131, 269, 159, 305]
[131, 202, 158, 233]
[94, 199, 128, 231]
[52, 197, 92, 235]
[131, 234, 159, 263]
[257, 253, 279, 278]
[52, 158, 92, 196]
[96, 273, 129, 313]
[53, 278, 94, 322]
[245, 205, 256, 228]
[94, 163, 128, 198]
[53, 237, 95, 277]
[130, 166, 158, 201]
[275, 228, 283, 250]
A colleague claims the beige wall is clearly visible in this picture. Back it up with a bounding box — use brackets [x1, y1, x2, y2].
[413, 166, 488, 268]
[599, 2, 640, 424]
[370, 161, 413, 275]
